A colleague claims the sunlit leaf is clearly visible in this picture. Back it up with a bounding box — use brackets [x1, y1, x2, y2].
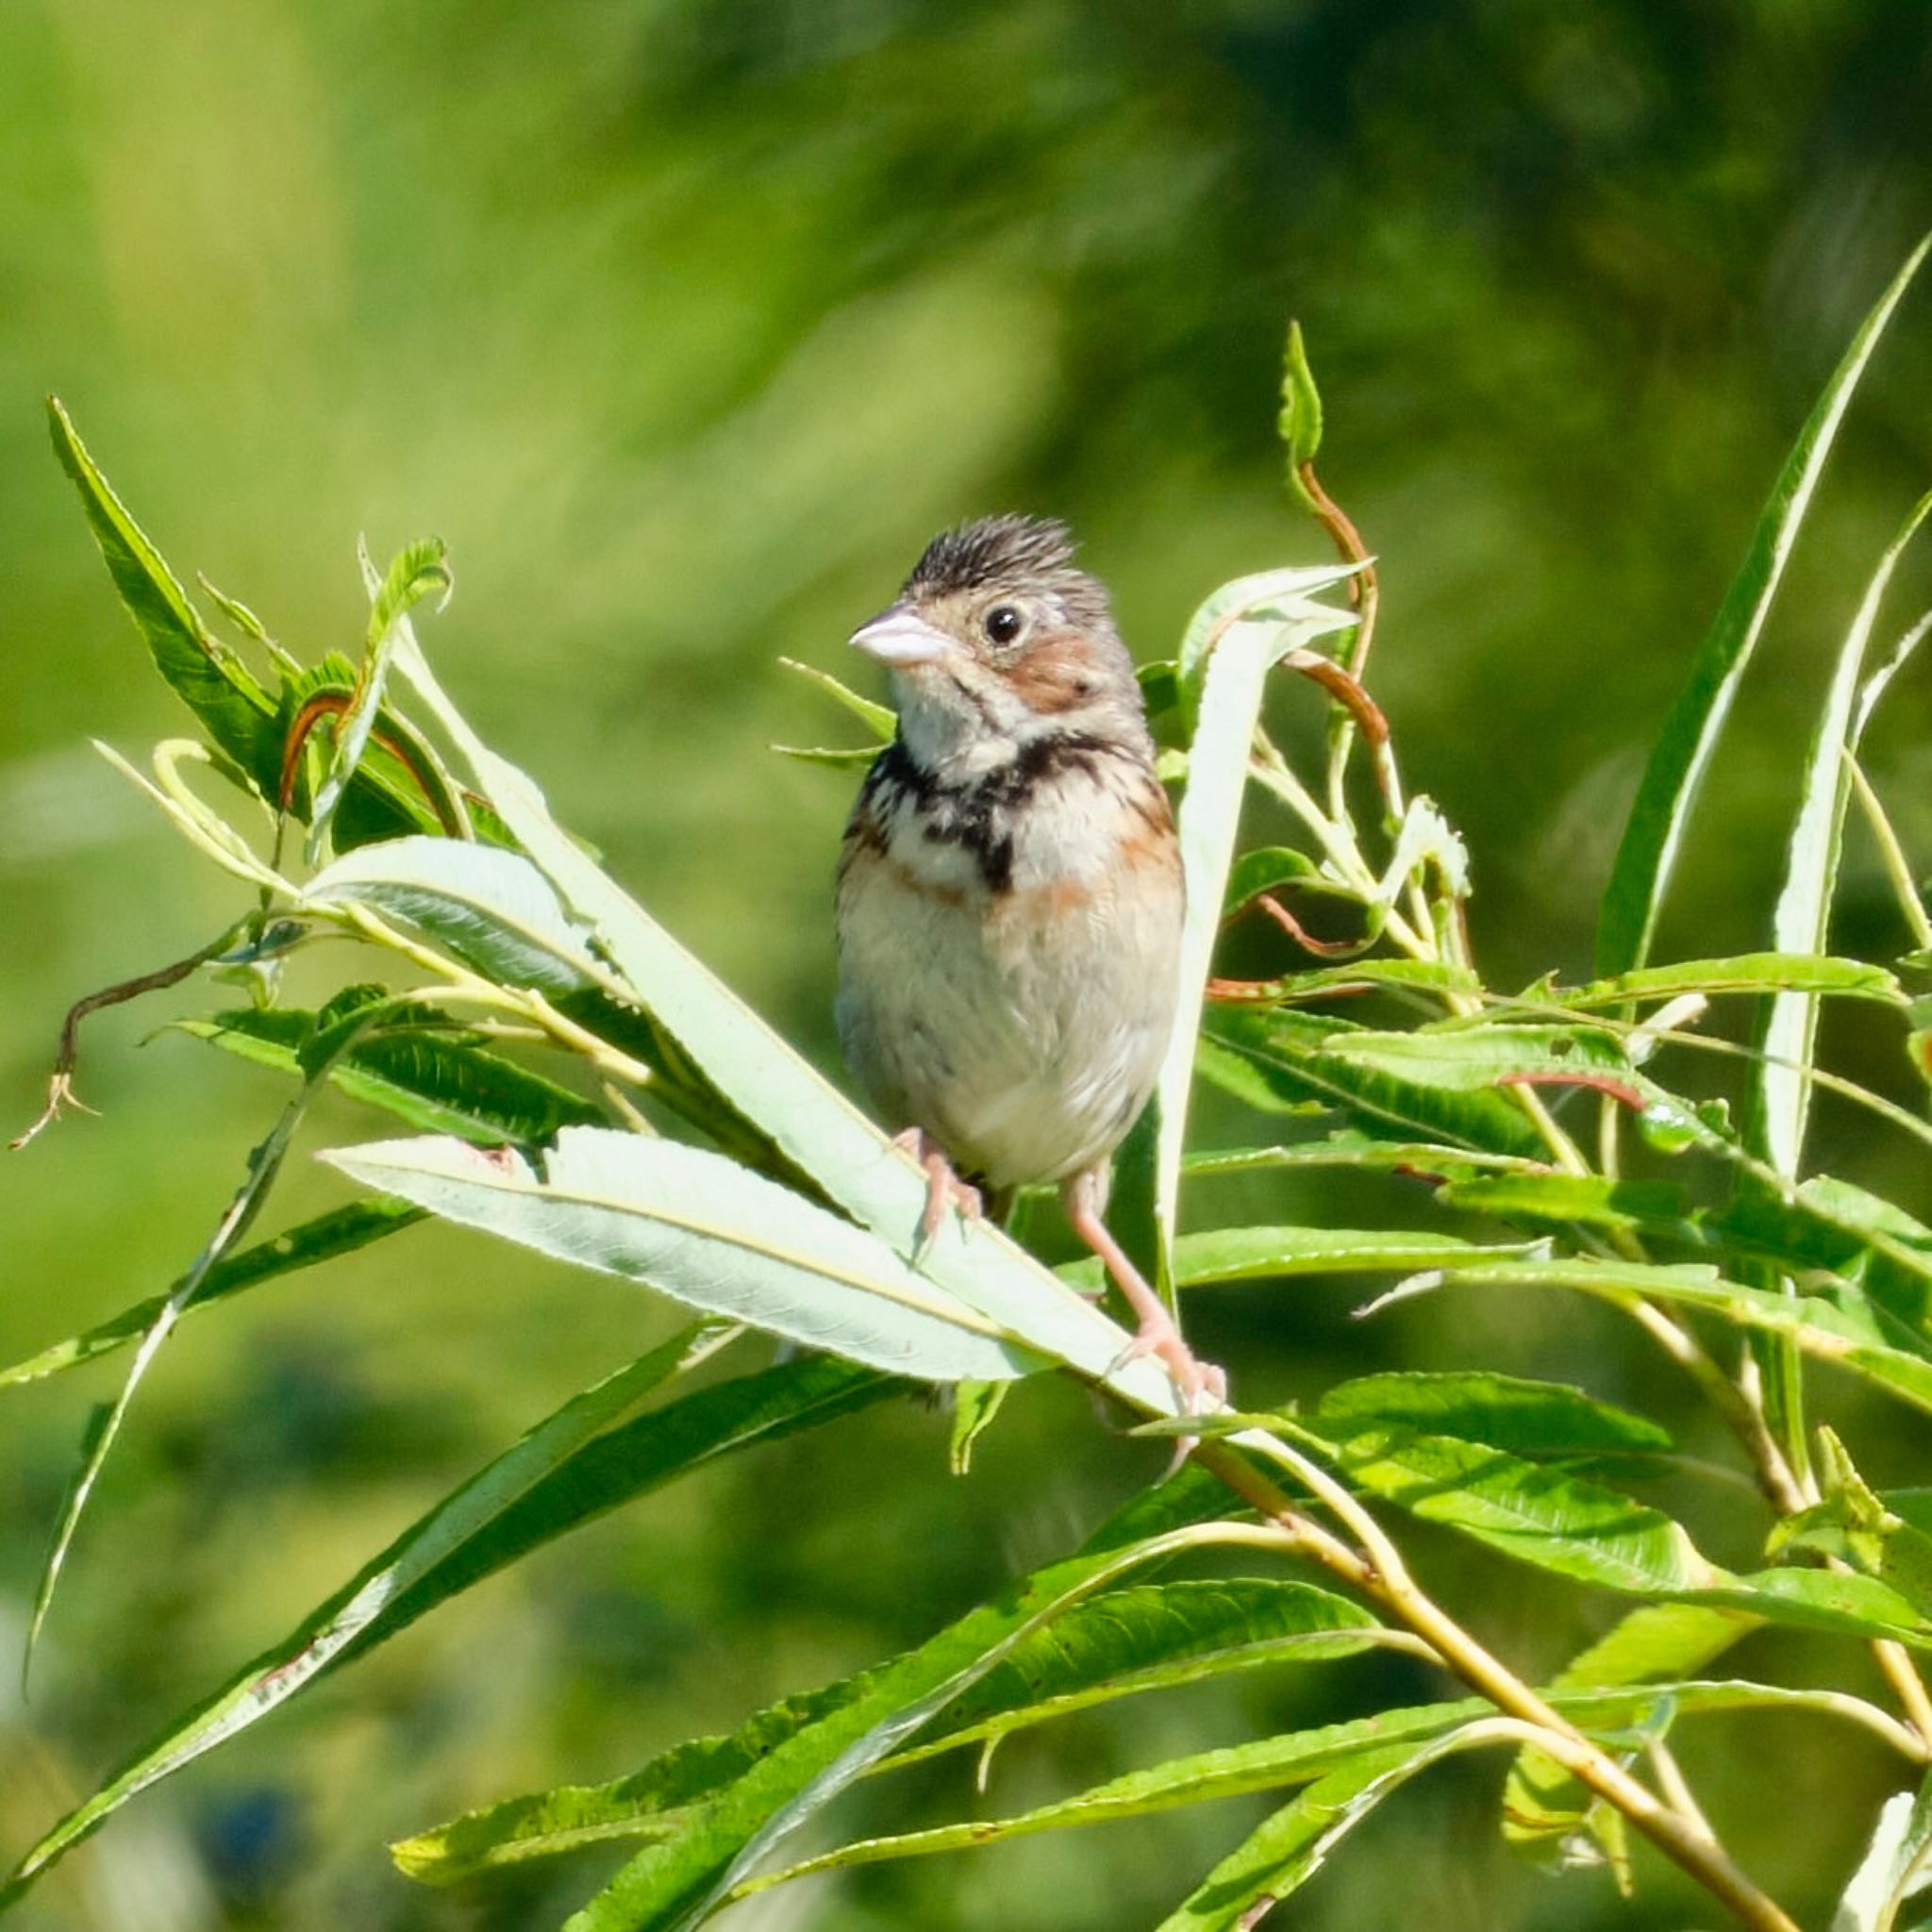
[559, 1475, 1242, 1929]
[1157, 1726, 1502, 1931]
[304, 836, 606, 996]
[1442, 1173, 1693, 1239]
[1750, 491, 1932, 1177]
[1560, 953, 1904, 1010]
[729, 1679, 1894, 1897]
[1596, 232, 1932, 974]
[1311, 1371, 1672, 1459]
[776, 656, 895, 738]
[1277, 1416, 1708, 1594]
[177, 1004, 605, 1144]
[1417, 1254, 1932, 1416]
[1155, 567, 1361, 1294]
[1834, 1770, 1932, 1932]
[1201, 1008, 1552, 1158]
[325, 1128, 1036, 1383]
[1503, 1602, 1757, 1867]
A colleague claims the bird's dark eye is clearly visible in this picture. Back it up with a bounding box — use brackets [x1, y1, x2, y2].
[984, 603, 1024, 645]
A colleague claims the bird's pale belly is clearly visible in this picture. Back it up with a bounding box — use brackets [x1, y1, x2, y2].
[835, 849, 1180, 1191]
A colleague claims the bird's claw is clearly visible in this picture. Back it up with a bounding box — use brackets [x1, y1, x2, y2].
[893, 1127, 982, 1254]
[1108, 1308, 1228, 1470]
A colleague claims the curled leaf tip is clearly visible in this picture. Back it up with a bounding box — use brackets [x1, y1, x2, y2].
[1280, 319, 1324, 507]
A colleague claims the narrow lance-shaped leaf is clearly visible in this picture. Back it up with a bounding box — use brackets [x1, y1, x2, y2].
[1750, 488, 1932, 1177]
[1059, 1224, 1533, 1297]
[1596, 232, 1931, 974]
[1200, 1007, 1553, 1158]
[729, 1679, 1888, 1896]
[24, 1081, 315, 1684]
[1152, 565, 1360, 1298]
[324, 1127, 1038, 1384]
[2, 1338, 888, 1905]
[1835, 1771, 1932, 1932]
[1157, 1724, 1519, 1932]
[307, 537, 455, 859]
[1412, 1254, 1932, 1417]
[303, 836, 607, 996]
[1558, 953, 1903, 1010]
[45, 398, 282, 798]
[559, 1474, 1245, 1932]
[1503, 1602, 1757, 1869]
[399, 1569, 1388, 1885]
[175, 1004, 607, 1145]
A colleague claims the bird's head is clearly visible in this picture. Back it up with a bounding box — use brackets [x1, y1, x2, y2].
[850, 515, 1149, 775]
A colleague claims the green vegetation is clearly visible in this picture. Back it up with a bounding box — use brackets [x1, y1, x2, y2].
[8, 221, 1932, 1928]
[7, 10, 1932, 1930]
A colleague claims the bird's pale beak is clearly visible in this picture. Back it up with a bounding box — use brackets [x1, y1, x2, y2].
[849, 605, 956, 667]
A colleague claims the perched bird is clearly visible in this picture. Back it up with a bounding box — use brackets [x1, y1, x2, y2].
[835, 514, 1221, 1407]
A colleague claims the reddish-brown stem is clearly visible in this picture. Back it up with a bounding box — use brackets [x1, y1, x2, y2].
[1296, 458, 1379, 675]
[11, 931, 238, 1149]
[278, 690, 463, 834]
[1492, 1069, 1650, 1111]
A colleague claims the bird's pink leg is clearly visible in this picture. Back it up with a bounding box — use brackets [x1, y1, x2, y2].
[892, 1126, 982, 1243]
[1061, 1172, 1227, 1416]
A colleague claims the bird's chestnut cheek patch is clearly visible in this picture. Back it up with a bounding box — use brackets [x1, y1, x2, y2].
[1003, 635, 1104, 714]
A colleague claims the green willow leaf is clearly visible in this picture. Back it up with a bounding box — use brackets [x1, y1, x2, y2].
[1560, 953, 1904, 1010]
[1311, 1371, 1672, 1459]
[769, 742, 878, 767]
[557, 1474, 1241, 1931]
[1201, 1008, 1551, 1158]
[1222, 844, 1318, 914]
[898, 1578, 1391, 1765]
[325, 1128, 1037, 1384]
[1416, 1255, 1932, 1416]
[1279, 318, 1324, 495]
[1155, 566, 1361, 1292]
[304, 836, 606, 996]
[1441, 1173, 1694, 1238]
[775, 656, 895, 738]
[1278, 1417, 1707, 1594]
[25, 1077, 323, 1683]
[49, 400, 433, 841]
[1596, 232, 1932, 974]
[1503, 1603, 1757, 1867]
[1836, 1769, 1932, 1932]
[3, 1338, 880, 1907]
[399, 1565, 1382, 1887]
[0, 1202, 420, 1391]
[307, 537, 455, 859]
[178, 1005, 606, 1144]
[1322, 1022, 1635, 1091]
[730, 1679, 1890, 1897]
[1751, 490, 1932, 1177]
[1184, 1131, 1543, 1179]
[1060, 1224, 1532, 1298]
[1157, 1725, 1503, 1932]
[46, 397, 282, 799]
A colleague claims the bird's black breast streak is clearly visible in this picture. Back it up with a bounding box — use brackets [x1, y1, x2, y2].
[864, 731, 1121, 895]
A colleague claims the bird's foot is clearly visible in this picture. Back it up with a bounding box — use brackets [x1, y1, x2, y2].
[1109, 1307, 1228, 1416]
[1062, 1173, 1227, 1459]
[892, 1126, 982, 1250]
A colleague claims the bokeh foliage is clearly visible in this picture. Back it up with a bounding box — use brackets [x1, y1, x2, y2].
[4, 6, 1932, 1929]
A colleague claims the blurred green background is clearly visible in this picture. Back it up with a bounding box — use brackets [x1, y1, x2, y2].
[4, 3, 1931, 1927]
